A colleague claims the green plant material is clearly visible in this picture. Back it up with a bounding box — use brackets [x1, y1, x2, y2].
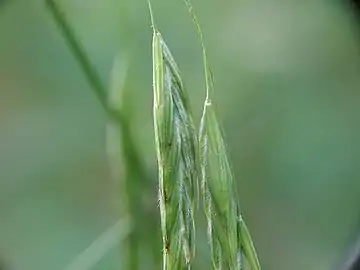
[107, 55, 162, 270]
[238, 216, 261, 270]
[45, 0, 108, 111]
[149, 2, 198, 269]
[182, 1, 262, 269]
[64, 218, 131, 270]
[46, 1, 160, 269]
[107, 56, 140, 270]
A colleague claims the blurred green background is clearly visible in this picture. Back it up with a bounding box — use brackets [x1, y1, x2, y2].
[1, 0, 360, 269]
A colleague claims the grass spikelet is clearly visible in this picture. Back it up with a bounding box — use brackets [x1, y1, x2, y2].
[182, 1, 262, 269]
[149, 2, 198, 269]
[199, 98, 243, 269]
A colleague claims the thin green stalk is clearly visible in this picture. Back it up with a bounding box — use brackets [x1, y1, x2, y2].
[182, 1, 262, 269]
[45, 0, 107, 111]
[45, 1, 157, 269]
[149, 2, 197, 269]
[108, 57, 161, 270]
[107, 58, 139, 270]
[45, 0, 128, 130]
[182, 0, 213, 101]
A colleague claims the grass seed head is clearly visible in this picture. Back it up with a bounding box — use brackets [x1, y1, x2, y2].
[151, 13, 198, 269]
[181, 1, 262, 269]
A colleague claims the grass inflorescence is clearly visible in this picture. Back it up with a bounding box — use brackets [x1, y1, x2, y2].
[46, 0, 262, 268]
[150, 0, 262, 269]
[183, 1, 261, 269]
[150, 2, 198, 269]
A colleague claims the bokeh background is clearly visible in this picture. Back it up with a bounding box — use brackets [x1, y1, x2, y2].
[1, 0, 360, 269]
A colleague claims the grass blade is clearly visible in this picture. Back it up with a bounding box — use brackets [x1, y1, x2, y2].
[63, 218, 130, 270]
[108, 55, 163, 269]
[45, 0, 107, 110]
[46, 1, 160, 268]
[107, 56, 140, 270]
